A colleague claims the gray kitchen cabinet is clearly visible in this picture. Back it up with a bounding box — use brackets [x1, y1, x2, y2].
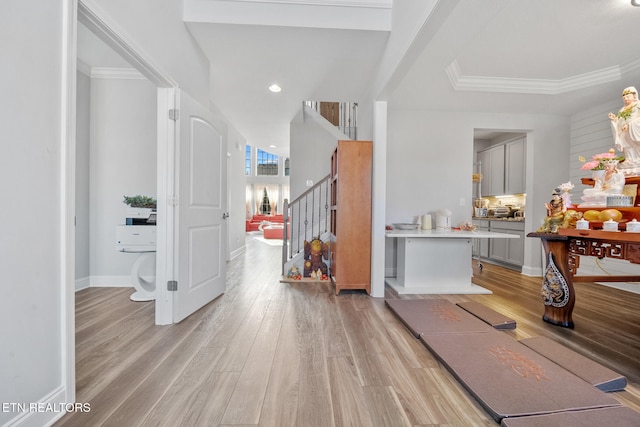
[488, 220, 525, 267]
[476, 149, 491, 197]
[472, 220, 490, 259]
[477, 137, 526, 196]
[505, 138, 526, 195]
[473, 220, 524, 269]
[478, 145, 505, 197]
[489, 232, 508, 263]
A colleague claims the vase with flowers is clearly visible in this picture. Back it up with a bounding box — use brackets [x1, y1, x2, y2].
[579, 148, 624, 171]
[578, 149, 626, 207]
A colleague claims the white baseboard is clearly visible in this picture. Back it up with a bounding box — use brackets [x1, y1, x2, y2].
[230, 245, 246, 260]
[74, 275, 157, 291]
[521, 265, 541, 277]
[2, 385, 68, 427]
[87, 275, 133, 287]
[74, 276, 90, 291]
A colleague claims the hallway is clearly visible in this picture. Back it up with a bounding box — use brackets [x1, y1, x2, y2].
[56, 235, 640, 426]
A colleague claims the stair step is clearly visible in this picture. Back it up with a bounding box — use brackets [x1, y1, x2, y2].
[280, 276, 331, 284]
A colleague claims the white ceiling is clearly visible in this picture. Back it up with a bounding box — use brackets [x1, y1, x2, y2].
[186, 22, 389, 156]
[77, 0, 640, 156]
[389, 0, 640, 117]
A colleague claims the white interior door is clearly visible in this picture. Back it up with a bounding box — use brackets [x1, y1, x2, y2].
[174, 89, 226, 322]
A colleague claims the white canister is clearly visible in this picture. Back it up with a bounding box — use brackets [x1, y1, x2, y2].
[602, 219, 618, 232]
[436, 209, 452, 231]
[576, 218, 589, 230]
[421, 214, 432, 230]
[626, 219, 640, 232]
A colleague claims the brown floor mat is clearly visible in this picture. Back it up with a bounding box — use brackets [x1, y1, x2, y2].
[419, 332, 621, 423]
[385, 298, 495, 337]
[519, 336, 627, 392]
[500, 406, 640, 426]
[457, 301, 516, 329]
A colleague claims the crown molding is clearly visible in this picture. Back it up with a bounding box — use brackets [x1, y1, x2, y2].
[90, 67, 146, 80]
[446, 59, 640, 95]
[214, 0, 392, 8]
[76, 59, 144, 80]
[184, 0, 392, 31]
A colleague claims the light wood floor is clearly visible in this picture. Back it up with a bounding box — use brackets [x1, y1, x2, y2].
[56, 236, 640, 426]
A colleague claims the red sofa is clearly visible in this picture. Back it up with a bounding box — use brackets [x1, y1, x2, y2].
[245, 214, 285, 232]
[263, 223, 291, 239]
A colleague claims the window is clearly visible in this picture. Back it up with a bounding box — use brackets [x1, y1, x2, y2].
[284, 157, 290, 176]
[245, 145, 252, 176]
[257, 148, 278, 176]
[259, 187, 272, 214]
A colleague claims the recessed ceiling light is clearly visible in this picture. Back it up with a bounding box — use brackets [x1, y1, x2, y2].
[268, 84, 282, 93]
[269, 145, 277, 148]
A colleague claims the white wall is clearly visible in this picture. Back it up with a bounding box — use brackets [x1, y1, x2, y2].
[89, 77, 157, 284]
[0, 1, 69, 425]
[226, 126, 248, 259]
[92, 0, 211, 107]
[289, 109, 342, 200]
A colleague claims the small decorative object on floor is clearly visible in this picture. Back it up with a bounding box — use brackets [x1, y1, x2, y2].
[303, 238, 329, 278]
[309, 268, 328, 281]
[287, 265, 302, 280]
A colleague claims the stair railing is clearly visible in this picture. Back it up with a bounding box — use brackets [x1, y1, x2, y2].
[282, 174, 331, 274]
[304, 101, 358, 140]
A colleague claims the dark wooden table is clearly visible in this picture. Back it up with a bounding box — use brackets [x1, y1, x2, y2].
[528, 229, 640, 328]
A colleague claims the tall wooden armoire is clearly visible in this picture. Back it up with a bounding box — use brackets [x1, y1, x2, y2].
[330, 140, 373, 294]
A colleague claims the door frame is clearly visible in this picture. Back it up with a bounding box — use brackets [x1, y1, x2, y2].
[62, 0, 181, 402]
[76, 0, 180, 322]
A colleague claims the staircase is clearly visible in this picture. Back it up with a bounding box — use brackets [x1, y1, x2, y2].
[304, 101, 358, 140]
[280, 101, 358, 282]
[281, 176, 332, 281]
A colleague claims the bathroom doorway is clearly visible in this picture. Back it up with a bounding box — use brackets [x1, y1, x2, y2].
[75, 22, 158, 299]
[69, 0, 228, 380]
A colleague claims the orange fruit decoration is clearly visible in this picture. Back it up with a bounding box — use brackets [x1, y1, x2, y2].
[583, 210, 601, 221]
[598, 209, 623, 221]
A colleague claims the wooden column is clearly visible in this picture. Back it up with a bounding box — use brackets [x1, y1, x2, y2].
[529, 232, 575, 328]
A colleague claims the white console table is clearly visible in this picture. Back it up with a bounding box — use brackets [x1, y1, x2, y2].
[385, 229, 519, 295]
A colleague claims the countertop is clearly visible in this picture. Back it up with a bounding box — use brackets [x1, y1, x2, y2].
[385, 229, 520, 238]
[472, 217, 525, 222]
